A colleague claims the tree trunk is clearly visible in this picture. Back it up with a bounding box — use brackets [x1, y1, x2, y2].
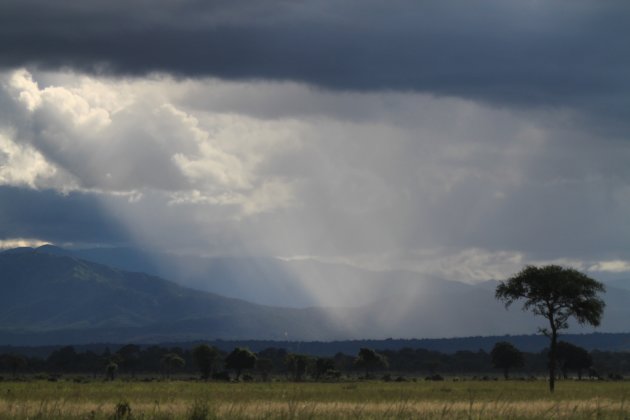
[504, 367, 509, 380]
[549, 326, 557, 393]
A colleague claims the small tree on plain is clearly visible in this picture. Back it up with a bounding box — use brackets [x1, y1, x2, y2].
[192, 344, 219, 380]
[354, 348, 388, 377]
[556, 341, 592, 380]
[314, 357, 336, 380]
[490, 341, 524, 379]
[225, 347, 256, 380]
[105, 361, 118, 381]
[116, 344, 141, 377]
[48, 346, 79, 373]
[161, 353, 185, 378]
[285, 353, 311, 381]
[0, 354, 27, 378]
[256, 358, 274, 382]
[495, 265, 605, 392]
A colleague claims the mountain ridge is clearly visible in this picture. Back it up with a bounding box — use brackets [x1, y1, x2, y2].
[1, 246, 628, 346]
[0, 248, 348, 343]
[30, 245, 478, 308]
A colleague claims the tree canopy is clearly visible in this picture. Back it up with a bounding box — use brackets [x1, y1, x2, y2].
[225, 347, 256, 380]
[490, 341, 524, 379]
[285, 353, 311, 381]
[160, 353, 185, 378]
[354, 348, 388, 377]
[556, 341, 592, 380]
[495, 265, 605, 392]
[192, 344, 219, 380]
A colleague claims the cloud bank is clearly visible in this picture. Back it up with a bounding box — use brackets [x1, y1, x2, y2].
[1, 1, 629, 114]
[1, 67, 630, 281]
[1, 1, 629, 286]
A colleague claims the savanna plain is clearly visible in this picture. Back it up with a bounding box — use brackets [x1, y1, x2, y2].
[1, 379, 630, 419]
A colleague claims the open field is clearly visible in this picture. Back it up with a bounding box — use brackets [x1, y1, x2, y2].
[1, 379, 630, 419]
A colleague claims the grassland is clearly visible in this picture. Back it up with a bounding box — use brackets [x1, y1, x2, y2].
[1, 379, 630, 419]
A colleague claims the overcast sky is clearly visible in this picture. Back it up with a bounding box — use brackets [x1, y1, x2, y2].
[1, 0, 630, 283]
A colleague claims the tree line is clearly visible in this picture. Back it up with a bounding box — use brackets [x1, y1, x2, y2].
[1, 341, 628, 382]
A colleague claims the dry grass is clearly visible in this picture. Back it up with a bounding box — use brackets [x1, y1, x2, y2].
[1, 398, 629, 419]
[1, 379, 629, 419]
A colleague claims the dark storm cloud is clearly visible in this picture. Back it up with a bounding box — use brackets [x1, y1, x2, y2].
[0, 186, 130, 244]
[1, 0, 629, 110]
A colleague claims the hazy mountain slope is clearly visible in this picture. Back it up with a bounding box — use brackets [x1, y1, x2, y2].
[0, 249, 347, 343]
[37, 245, 477, 308]
[41, 246, 630, 337]
[44, 246, 312, 307]
[3, 246, 628, 345]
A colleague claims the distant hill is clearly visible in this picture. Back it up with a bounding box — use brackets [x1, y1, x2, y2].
[38, 247, 630, 338]
[0, 248, 348, 344]
[1, 246, 629, 345]
[35, 245, 475, 308]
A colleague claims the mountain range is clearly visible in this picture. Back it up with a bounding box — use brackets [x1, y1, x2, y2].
[0, 245, 628, 345]
[0, 248, 346, 344]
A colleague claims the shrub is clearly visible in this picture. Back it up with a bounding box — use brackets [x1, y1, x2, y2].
[114, 400, 132, 419]
[187, 399, 217, 420]
[211, 371, 231, 381]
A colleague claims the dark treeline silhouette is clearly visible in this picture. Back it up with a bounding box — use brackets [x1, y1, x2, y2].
[3, 332, 630, 359]
[1, 342, 629, 381]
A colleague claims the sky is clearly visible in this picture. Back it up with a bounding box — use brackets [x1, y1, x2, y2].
[1, 0, 630, 284]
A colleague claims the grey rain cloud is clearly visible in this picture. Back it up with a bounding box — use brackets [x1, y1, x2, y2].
[1, 0, 629, 115]
[2, 69, 630, 272]
[1, 1, 630, 285]
[0, 186, 130, 244]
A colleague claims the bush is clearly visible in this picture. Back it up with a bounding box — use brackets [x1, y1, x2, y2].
[187, 399, 217, 420]
[114, 400, 132, 419]
[323, 369, 341, 380]
[211, 371, 231, 381]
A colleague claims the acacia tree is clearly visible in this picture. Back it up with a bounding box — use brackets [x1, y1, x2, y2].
[490, 341, 524, 379]
[354, 348, 388, 377]
[495, 265, 605, 392]
[192, 344, 219, 380]
[285, 353, 311, 381]
[225, 347, 256, 380]
[161, 353, 185, 378]
[116, 344, 141, 377]
[0, 354, 27, 378]
[105, 361, 118, 381]
[256, 358, 274, 382]
[314, 357, 336, 380]
[556, 341, 592, 380]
